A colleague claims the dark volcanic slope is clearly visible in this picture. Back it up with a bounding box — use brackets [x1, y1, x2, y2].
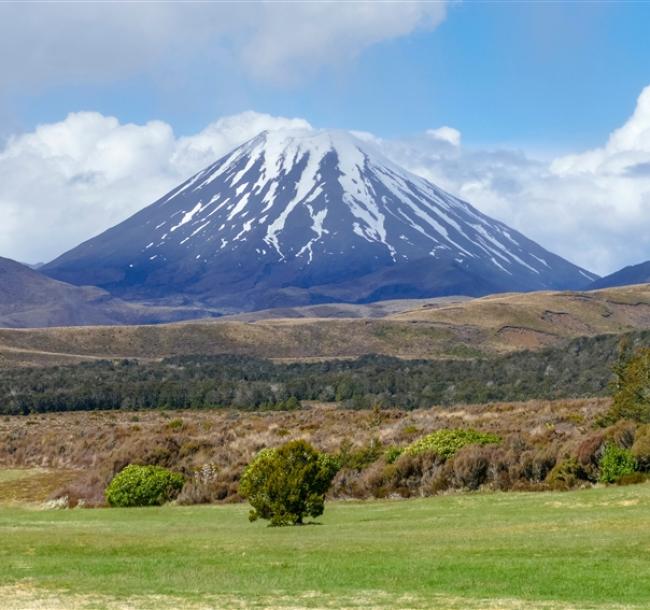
[44, 129, 598, 311]
[589, 260, 650, 290]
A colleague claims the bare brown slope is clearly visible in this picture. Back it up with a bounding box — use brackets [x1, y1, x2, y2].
[0, 284, 648, 367]
[0, 256, 225, 328]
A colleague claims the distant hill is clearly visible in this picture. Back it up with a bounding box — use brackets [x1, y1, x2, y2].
[0, 256, 221, 328]
[588, 260, 650, 290]
[0, 284, 648, 367]
[43, 129, 597, 310]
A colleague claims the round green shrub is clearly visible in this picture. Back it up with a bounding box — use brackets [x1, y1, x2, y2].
[105, 465, 184, 507]
[404, 428, 501, 460]
[598, 443, 637, 484]
[239, 440, 339, 526]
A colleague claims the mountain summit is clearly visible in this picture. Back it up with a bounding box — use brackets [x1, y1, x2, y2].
[43, 129, 597, 310]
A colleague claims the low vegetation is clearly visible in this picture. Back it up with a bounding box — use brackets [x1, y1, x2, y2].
[2, 284, 649, 368]
[0, 396, 648, 508]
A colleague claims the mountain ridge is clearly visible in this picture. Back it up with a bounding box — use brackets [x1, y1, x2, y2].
[0, 256, 223, 328]
[589, 260, 650, 290]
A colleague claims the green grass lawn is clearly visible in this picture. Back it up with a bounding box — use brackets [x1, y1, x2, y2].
[1, 481, 649, 609]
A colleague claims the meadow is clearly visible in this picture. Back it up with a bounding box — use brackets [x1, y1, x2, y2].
[1, 472, 649, 610]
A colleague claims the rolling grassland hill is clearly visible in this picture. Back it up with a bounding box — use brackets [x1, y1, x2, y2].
[0, 284, 648, 367]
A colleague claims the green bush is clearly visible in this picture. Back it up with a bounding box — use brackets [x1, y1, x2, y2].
[384, 445, 403, 464]
[598, 443, 637, 484]
[239, 440, 339, 526]
[105, 465, 184, 507]
[404, 428, 501, 460]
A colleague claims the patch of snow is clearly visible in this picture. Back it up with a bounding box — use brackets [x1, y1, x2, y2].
[170, 203, 204, 232]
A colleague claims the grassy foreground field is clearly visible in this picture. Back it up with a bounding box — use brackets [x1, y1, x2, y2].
[1, 480, 649, 609]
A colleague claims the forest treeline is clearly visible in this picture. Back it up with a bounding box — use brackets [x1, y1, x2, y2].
[1, 330, 649, 415]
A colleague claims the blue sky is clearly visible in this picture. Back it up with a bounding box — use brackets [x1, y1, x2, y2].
[7, 1, 650, 151]
[1, 1, 650, 274]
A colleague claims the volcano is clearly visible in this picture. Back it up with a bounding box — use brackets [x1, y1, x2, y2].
[43, 129, 597, 310]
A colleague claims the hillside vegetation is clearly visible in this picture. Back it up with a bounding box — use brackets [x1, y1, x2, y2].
[1, 330, 647, 415]
[0, 284, 648, 367]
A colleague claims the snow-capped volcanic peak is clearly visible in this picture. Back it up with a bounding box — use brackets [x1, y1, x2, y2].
[138, 128, 558, 275]
[43, 128, 597, 308]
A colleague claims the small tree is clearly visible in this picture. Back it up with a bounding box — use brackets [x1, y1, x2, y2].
[608, 344, 650, 423]
[105, 465, 184, 507]
[598, 443, 636, 484]
[239, 440, 339, 526]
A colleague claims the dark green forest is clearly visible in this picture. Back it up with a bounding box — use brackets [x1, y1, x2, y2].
[2, 330, 649, 415]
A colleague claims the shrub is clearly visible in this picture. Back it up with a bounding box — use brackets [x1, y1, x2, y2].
[404, 428, 501, 460]
[384, 445, 403, 464]
[166, 418, 184, 431]
[336, 438, 383, 471]
[616, 472, 647, 486]
[519, 448, 557, 483]
[598, 443, 637, 484]
[547, 457, 583, 490]
[105, 465, 184, 507]
[631, 424, 650, 472]
[606, 420, 636, 449]
[574, 431, 610, 481]
[239, 440, 339, 526]
[452, 446, 490, 490]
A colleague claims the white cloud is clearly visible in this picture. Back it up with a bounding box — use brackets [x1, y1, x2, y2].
[382, 87, 650, 276]
[2, 86, 650, 275]
[238, 2, 447, 83]
[551, 86, 650, 176]
[426, 126, 461, 147]
[0, 111, 309, 263]
[0, 2, 446, 90]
